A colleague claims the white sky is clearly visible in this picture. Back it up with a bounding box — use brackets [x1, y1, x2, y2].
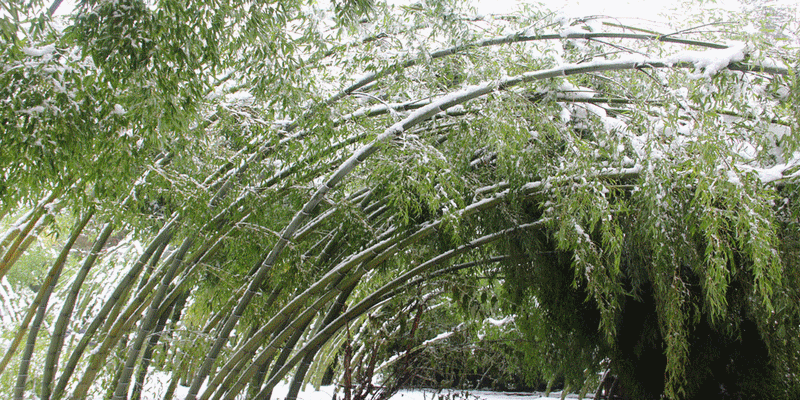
[51, 0, 800, 29]
[476, 0, 799, 21]
[474, 0, 676, 18]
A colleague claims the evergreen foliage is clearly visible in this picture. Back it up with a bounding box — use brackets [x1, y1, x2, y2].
[0, 0, 798, 399]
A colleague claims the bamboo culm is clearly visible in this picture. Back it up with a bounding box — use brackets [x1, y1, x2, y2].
[13, 211, 93, 400]
[51, 216, 178, 400]
[40, 221, 115, 400]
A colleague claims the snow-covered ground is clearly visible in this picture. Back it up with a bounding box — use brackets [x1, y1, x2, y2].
[266, 385, 578, 400]
[146, 375, 580, 400]
[388, 389, 582, 400]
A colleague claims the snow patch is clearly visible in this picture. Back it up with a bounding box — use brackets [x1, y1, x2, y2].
[485, 316, 514, 327]
[225, 90, 255, 104]
[559, 106, 571, 123]
[112, 104, 126, 115]
[559, 25, 589, 38]
[726, 169, 742, 186]
[22, 44, 56, 57]
[741, 155, 800, 183]
[19, 105, 46, 115]
[422, 331, 455, 346]
[667, 42, 747, 78]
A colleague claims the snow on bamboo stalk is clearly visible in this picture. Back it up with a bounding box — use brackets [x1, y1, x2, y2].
[13, 211, 93, 400]
[284, 29, 732, 132]
[0, 207, 37, 256]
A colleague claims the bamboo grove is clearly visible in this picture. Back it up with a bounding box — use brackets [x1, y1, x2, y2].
[1, 0, 799, 399]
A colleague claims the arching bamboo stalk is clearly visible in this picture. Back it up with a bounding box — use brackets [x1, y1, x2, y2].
[219, 319, 308, 400]
[136, 239, 170, 293]
[161, 351, 190, 400]
[188, 55, 559, 399]
[155, 215, 248, 319]
[201, 170, 530, 398]
[9, 19, 788, 400]
[67, 234, 188, 399]
[212, 275, 358, 400]
[3, 223, 47, 273]
[130, 298, 176, 400]
[67, 276, 161, 399]
[0, 215, 71, 376]
[263, 236, 353, 400]
[252, 220, 547, 398]
[112, 235, 196, 399]
[198, 230, 399, 397]
[43, 123, 307, 398]
[12, 210, 93, 400]
[286, 280, 358, 400]
[40, 221, 116, 400]
[202, 274, 351, 400]
[51, 215, 178, 400]
[0, 189, 60, 281]
[283, 28, 736, 133]
[247, 362, 271, 400]
[306, 256, 510, 396]
[40, 151, 180, 399]
[213, 163, 635, 393]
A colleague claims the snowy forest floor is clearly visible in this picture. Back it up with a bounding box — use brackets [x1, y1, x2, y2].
[143, 374, 584, 400]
